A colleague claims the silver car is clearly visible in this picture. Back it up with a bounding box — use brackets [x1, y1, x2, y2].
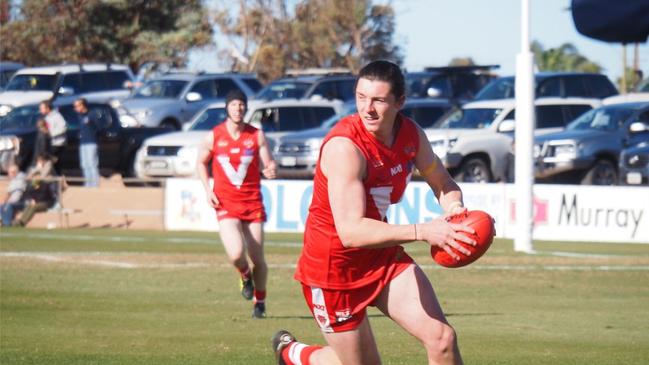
[118, 72, 261, 130]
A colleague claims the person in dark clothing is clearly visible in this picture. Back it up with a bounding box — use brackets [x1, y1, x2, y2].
[31, 119, 52, 167]
[12, 170, 56, 227]
[73, 98, 99, 187]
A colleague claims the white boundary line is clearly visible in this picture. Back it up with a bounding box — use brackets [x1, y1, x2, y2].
[2, 252, 648, 271]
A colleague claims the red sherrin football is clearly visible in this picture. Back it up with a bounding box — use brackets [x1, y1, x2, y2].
[431, 210, 495, 268]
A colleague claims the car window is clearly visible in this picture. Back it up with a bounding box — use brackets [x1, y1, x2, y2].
[242, 78, 263, 93]
[565, 105, 593, 121]
[190, 108, 228, 131]
[427, 76, 451, 98]
[536, 105, 566, 128]
[134, 80, 188, 98]
[438, 108, 504, 129]
[537, 78, 561, 97]
[61, 73, 81, 92]
[255, 81, 311, 100]
[311, 81, 338, 100]
[401, 105, 450, 128]
[563, 76, 589, 97]
[336, 80, 357, 101]
[567, 107, 633, 131]
[586, 76, 618, 98]
[474, 77, 515, 100]
[190, 80, 217, 99]
[5, 74, 57, 91]
[0, 105, 40, 130]
[214, 78, 240, 98]
[104, 71, 131, 90]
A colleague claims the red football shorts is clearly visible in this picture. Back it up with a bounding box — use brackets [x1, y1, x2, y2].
[301, 255, 413, 333]
[215, 200, 266, 223]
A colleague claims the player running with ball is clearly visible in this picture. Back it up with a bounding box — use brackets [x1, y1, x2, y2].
[197, 90, 277, 319]
[272, 60, 476, 365]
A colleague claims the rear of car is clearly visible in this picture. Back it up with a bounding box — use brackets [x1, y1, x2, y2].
[619, 142, 649, 185]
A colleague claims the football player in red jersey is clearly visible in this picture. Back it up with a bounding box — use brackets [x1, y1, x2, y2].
[272, 61, 475, 365]
[197, 90, 277, 319]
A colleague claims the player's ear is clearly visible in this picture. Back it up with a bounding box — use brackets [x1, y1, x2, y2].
[395, 94, 406, 109]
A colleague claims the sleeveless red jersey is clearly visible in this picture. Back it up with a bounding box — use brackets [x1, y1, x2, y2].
[295, 113, 420, 290]
[210, 123, 263, 207]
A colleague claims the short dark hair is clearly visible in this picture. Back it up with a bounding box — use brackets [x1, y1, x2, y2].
[225, 89, 248, 107]
[40, 100, 53, 110]
[75, 97, 88, 108]
[357, 60, 405, 99]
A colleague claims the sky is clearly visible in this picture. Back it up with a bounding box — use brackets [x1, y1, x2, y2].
[189, 0, 648, 84]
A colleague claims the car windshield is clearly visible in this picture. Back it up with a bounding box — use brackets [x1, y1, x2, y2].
[0, 105, 40, 130]
[255, 81, 311, 100]
[319, 103, 356, 129]
[189, 107, 228, 131]
[436, 108, 504, 129]
[566, 107, 633, 131]
[5, 74, 57, 92]
[133, 80, 188, 98]
[474, 77, 515, 100]
[406, 74, 434, 98]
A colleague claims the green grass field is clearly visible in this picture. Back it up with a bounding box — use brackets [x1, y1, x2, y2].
[1, 228, 648, 365]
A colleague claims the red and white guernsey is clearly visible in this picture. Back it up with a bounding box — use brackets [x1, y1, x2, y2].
[295, 113, 420, 290]
[210, 123, 264, 215]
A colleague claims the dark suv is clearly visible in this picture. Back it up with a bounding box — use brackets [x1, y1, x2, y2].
[254, 68, 356, 102]
[405, 65, 498, 102]
[475, 72, 618, 101]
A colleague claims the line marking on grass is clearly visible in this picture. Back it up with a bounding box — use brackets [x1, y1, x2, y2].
[2, 252, 648, 271]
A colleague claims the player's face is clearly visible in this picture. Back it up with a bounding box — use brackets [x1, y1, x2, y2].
[226, 100, 246, 123]
[355, 78, 404, 136]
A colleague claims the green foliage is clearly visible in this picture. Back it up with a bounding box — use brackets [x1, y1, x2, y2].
[1, 228, 649, 364]
[212, 0, 402, 82]
[0, 0, 212, 71]
[532, 40, 602, 73]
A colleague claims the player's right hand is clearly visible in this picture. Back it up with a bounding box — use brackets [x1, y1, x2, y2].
[207, 191, 220, 208]
[417, 217, 476, 260]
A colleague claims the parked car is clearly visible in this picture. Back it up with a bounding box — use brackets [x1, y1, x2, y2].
[134, 99, 343, 179]
[117, 72, 261, 130]
[534, 102, 649, 185]
[0, 63, 134, 117]
[275, 99, 454, 178]
[474, 72, 618, 101]
[426, 97, 601, 182]
[0, 101, 170, 179]
[618, 141, 649, 185]
[254, 68, 356, 102]
[0, 62, 24, 91]
[405, 65, 498, 102]
[603, 78, 649, 105]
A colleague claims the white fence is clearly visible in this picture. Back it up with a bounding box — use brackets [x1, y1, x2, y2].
[164, 178, 649, 244]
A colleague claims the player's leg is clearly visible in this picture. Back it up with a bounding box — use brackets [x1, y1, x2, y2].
[373, 264, 463, 365]
[272, 317, 379, 365]
[242, 221, 268, 317]
[218, 218, 253, 300]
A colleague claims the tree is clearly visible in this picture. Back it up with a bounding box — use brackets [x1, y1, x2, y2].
[0, 0, 212, 72]
[531, 41, 602, 73]
[211, 0, 402, 82]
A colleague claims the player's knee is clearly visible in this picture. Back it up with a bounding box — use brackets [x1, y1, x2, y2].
[423, 324, 457, 360]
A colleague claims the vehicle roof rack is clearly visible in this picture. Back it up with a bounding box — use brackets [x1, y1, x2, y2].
[423, 65, 500, 73]
[285, 67, 352, 77]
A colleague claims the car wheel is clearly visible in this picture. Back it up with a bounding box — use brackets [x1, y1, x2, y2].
[455, 157, 492, 183]
[581, 160, 617, 185]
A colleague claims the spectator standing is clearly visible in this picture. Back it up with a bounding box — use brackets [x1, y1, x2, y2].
[31, 119, 52, 167]
[39, 100, 67, 158]
[0, 163, 27, 226]
[73, 98, 99, 187]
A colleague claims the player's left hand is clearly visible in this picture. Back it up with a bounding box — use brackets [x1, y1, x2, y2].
[263, 161, 277, 179]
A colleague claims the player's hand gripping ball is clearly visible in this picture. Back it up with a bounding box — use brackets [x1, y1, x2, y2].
[431, 210, 495, 268]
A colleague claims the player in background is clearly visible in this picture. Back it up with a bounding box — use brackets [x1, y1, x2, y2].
[197, 90, 277, 319]
[272, 60, 475, 365]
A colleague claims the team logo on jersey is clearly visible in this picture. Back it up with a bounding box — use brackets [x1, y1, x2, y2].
[243, 139, 254, 148]
[217, 139, 228, 147]
[335, 309, 352, 322]
[370, 156, 384, 168]
[230, 147, 240, 154]
[390, 164, 403, 176]
[217, 155, 253, 188]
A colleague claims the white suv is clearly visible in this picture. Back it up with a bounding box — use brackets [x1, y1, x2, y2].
[134, 99, 343, 179]
[426, 97, 601, 182]
[0, 63, 134, 117]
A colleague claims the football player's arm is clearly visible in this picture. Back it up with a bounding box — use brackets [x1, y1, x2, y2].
[413, 125, 465, 215]
[323, 137, 420, 249]
[196, 133, 219, 208]
[258, 131, 277, 179]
